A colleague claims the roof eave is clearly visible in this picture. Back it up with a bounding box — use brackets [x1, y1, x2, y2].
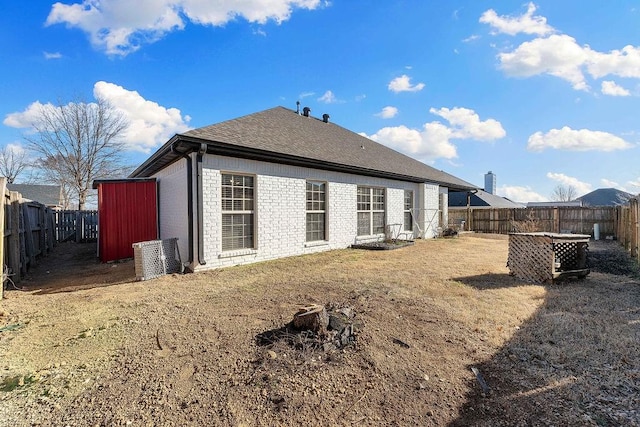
[131, 134, 477, 191]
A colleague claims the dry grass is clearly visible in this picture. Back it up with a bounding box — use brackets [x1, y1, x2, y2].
[0, 236, 638, 426]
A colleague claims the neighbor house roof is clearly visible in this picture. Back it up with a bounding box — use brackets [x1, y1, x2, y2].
[449, 189, 525, 208]
[7, 184, 63, 207]
[527, 201, 583, 208]
[576, 188, 635, 206]
[130, 106, 477, 191]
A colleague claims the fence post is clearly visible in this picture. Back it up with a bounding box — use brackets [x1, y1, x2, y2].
[22, 203, 36, 268]
[0, 177, 5, 299]
[75, 211, 81, 243]
[8, 192, 20, 285]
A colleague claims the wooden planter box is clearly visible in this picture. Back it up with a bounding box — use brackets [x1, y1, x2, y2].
[508, 232, 590, 284]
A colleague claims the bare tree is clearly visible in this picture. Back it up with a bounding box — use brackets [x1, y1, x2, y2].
[25, 97, 128, 210]
[550, 184, 577, 202]
[0, 145, 30, 183]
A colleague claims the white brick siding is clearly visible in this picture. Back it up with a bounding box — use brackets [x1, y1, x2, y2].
[154, 159, 190, 261]
[439, 188, 449, 229]
[420, 183, 440, 238]
[183, 154, 437, 270]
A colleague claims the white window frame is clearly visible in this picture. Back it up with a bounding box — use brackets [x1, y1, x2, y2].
[357, 186, 385, 236]
[306, 181, 327, 242]
[404, 190, 413, 232]
[221, 173, 255, 251]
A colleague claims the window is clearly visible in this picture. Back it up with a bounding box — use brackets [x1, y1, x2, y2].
[357, 186, 385, 236]
[221, 174, 254, 251]
[404, 190, 413, 231]
[306, 181, 326, 241]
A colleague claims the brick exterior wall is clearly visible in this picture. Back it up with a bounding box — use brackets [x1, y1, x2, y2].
[420, 183, 441, 238]
[160, 154, 441, 271]
[154, 158, 190, 261]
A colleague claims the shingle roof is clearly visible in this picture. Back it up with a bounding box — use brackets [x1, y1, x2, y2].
[7, 184, 63, 207]
[577, 188, 635, 206]
[449, 189, 524, 208]
[132, 106, 477, 190]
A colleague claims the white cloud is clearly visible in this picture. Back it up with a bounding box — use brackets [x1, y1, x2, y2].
[462, 35, 480, 43]
[498, 34, 590, 90]
[497, 185, 547, 203]
[93, 81, 191, 152]
[485, 5, 640, 91]
[366, 123, 456, 162]
[45, 0, 323, 56]
[600, 178, 619, 188]
[546, 172, 592, 196]
[365, 107, 505, 162]
[43, 51, 62, 59]
[429, 107, 506, 140]
[627, 178, 640, 191]
[4, 81, 191, 154]
[3, 101, 58, 129]
[527, 126, 633, 152]
[317, 90, 340, 104]
[480, 2, 555, 36]
[600, 179, 628, 192]
[299, 91, 315, 99]
[388, 75, 425, 93]
[601, 80, 630, 96]
[587, 45, 640, 79]
[3, 143, 28, 157]
[375, 106, 398, 119]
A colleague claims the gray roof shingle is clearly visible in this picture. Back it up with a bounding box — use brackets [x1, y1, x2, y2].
[449, 189, 525, 208]
[7, 184, 63, 207]
[577, 188, 635, 206]
[133, 106, 476, 190]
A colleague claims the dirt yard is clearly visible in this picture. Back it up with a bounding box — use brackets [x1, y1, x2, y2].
[0, 235, 638, 426]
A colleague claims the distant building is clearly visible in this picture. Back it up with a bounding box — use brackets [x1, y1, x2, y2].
[449, 189, 524, 209]
[576, 188, 634, 206]
[484, 171, 496, 195]
[7, 184, 64, 210]
[527, 200, 583, 208]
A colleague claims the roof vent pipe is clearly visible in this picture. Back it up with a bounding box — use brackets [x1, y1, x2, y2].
[303, 107, 311, 117]
[322, 113, 330, 123]
[296, 101, 300, 114]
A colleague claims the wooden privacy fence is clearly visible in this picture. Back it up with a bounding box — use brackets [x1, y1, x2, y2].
[617, 197, 639, 263]
[449, 203, 640, 265]
[54, 210, 98, 243]
[1, 178, 98, 297]
[449, 207, 618, 236]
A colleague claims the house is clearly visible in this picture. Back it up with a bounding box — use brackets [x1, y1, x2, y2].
[449, 189, 525, 209]
[129, 106, 477, 271]
[576, 188, 635, 206]
[6, 184, 64, 210]
[527, 201, 583, 208]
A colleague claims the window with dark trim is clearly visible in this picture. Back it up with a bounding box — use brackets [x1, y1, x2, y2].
[306, 181, 326, 242]
[357, 186, 385, 236]
[221, 174, 254, 251]
[404, 190, 413, 231]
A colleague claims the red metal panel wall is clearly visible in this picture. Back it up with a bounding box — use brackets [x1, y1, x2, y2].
[97, 181, 158, 262]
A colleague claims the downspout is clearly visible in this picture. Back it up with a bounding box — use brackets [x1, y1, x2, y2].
[196, 143, 207, 265]
[171, 143, 194, 268]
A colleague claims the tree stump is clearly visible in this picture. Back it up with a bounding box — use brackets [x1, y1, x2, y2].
[293, 304, 329, 334]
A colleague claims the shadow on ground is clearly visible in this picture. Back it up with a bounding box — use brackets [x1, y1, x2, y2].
[450, 242, 640, 426]
[454, 273, 520, 290]
[11, 242, 136, 295]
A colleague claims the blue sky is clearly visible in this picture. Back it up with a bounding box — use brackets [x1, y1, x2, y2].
[1, 1, 639, 202]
